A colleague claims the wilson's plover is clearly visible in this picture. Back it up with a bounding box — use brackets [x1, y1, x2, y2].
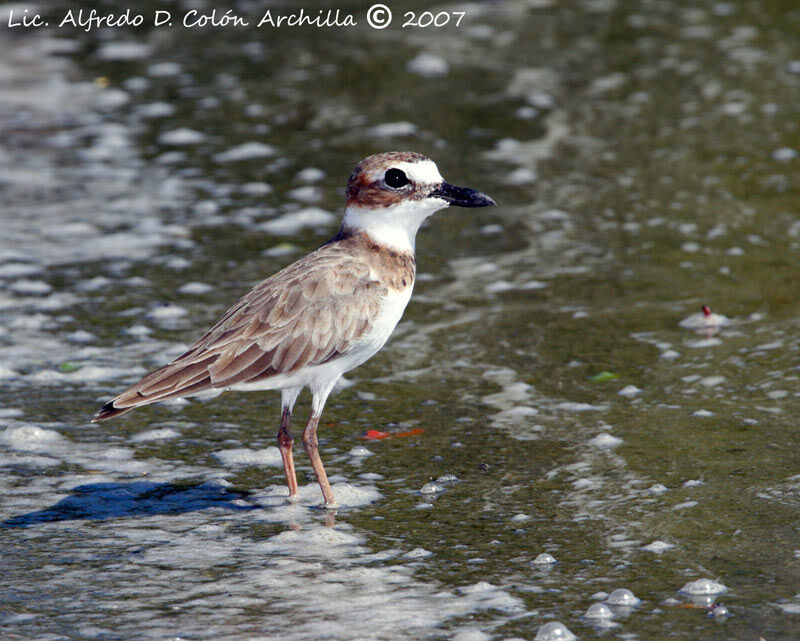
[92, 151, 496, 508]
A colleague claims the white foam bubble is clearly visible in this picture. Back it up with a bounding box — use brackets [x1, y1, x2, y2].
[177, 281, 214, 295]
[97, 42, 151, 60]
[436, 474, 458, 483]
[588, 433, 623, 448]
[584, 602, 614, 619]
[10, 279, 52, 295]
[419, 482, 444, 494]
[641, 540, 675, 553]
[507, 167, 539, 185]
[287, 186, 322, 204]
[535, 621, 576, 641]
[688, 337, 723, 348]
[348, 446, 373, 458]
[407, 53, 450, 78]
[772, 147, 797, 161]
[130, 428, 181, 442]
[122, 324, 153, 337]
[253, 482, 381, 511]
[533, 552, 557, 565]
[366, 122, 418, 138]
[556, 401, 607, 411]
[0, 452, 60, 468]
[212, 447, 283, 466]
[456, 582, 526, 614]
[679, 578, 728, 595]
[0, 365, 20, 380]
[618, 384, 642, 397]
[0, 424, 65, 451]
[295, 167, 325, 183]
[147, 304, 188, 320]
[66, 330, 96, 343]
[158, 128, 206, 145]
[29, 365, 141, 384]
[147, 62, 182, 77]
[214, 142, 276, 162]
[260, 207, 336, 235]
[241, 181, 273, 196]
[0, 262, 41, 278]
[137, 101, 176, 118]
[605, 588, 641, 606]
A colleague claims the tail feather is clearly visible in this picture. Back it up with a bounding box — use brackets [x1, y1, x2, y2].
[91, 400, 135, 422]
[91, 376, 215, 423]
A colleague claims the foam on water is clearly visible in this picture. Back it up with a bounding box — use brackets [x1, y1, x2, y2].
[347, 445, 373, 458]
[366, 121, 418, 137]
[407, 53, 450, 78]
[212, 447, 284, 466]
[641, 540, 676, 553]
[679, 578, 728, 596]
[556, 401, 607, 412]
[158, 127, 206, 145]
[588, 433, 623, 448]
[420, 481, 444, 494]
[214, 142, 276, 163]
[584, 602, 614, 619]
[97, 41, 151, 60]
[618, 385, 642, 397]
[532, 553, 557, 565]
[287, 185, 322, 203]
[259, 207, 337, 235]
[0, 424, 65, 451]
[130, 428, 182, 442]
[295, 167, 325, 182]
[605, 588, 641, 607]
[534, 622, 576, 641]
[177, 281, 214, 295]
[3, 6, 799, 640]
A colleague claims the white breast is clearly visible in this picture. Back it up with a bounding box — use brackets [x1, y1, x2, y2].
[363, 285, 414, 351]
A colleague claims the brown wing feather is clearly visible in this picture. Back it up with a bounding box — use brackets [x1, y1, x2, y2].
[92, 242, 388, 421]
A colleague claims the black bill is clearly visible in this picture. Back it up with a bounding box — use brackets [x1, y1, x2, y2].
[430, 182, 497, 208]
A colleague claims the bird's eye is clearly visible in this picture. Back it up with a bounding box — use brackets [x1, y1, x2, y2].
[384, 168, 409, 189]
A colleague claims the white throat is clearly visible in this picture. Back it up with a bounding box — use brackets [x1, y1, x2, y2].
[342, 197, 449, 253]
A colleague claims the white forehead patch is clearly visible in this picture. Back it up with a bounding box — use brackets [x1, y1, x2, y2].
[366, 158, 443, 186]
[395, 159, 443, 185]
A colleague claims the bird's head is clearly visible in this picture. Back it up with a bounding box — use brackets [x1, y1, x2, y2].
[342, 151, 496, 252]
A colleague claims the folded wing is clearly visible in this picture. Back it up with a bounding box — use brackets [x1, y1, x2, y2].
[93, 245, 384, 421]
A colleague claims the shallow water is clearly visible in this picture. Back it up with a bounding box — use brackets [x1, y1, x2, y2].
[3, 1, 800, 639]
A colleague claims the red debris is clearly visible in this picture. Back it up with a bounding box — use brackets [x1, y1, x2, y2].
[361, 428, 424, 440]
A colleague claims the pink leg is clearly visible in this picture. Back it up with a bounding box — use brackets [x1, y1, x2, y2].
[301, 413, 337, 508]
[277, 406, 298, 502]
